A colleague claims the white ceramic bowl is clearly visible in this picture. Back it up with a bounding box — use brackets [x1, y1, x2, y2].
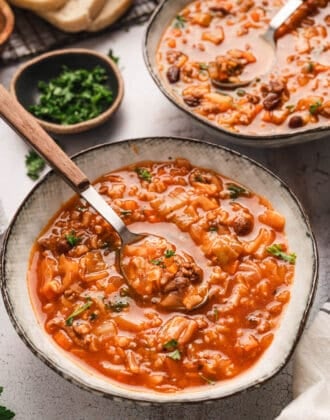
[1, 137, 318, 404]
[143, 0, 329, 148]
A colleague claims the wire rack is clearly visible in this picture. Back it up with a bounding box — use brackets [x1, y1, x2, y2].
[1, 0, 160, 65]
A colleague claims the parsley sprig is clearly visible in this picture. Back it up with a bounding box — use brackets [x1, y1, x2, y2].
[65, 231, 81, 247]
[30, 66, 114, 125]
[227, 183, 248, 199]
[0, 387, 15, 419]
[25, 151, 45, 180]
[163, 340, 181, 360]
[66, 298, 93, 326]
[135, 167, 152, 182]
[266, 244, 296, 264]
[173, 15, 187, 29]
[309, 101, 322, 115]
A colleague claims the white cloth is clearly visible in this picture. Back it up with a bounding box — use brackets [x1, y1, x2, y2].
[277, 302, 330, 420]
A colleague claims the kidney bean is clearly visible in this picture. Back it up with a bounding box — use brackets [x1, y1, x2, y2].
[288, 115, 304, 128]
[166, 66, 180, 83]
[263, 93, 281, 110]
[183, 96, 200, 107]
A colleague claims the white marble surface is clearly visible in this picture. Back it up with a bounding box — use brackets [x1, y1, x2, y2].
[0, 24, 329, 420]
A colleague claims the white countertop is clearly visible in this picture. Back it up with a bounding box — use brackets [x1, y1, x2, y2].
[0, 24, 329, 420]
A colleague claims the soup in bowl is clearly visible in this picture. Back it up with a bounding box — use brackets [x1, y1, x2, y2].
[1, 138, 317, 403]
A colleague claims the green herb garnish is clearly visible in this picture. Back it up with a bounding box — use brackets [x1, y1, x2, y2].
[163, 339, 178, 350]
[266, 244, 296, 264]
[66, 298, 92, 326]
[209, 226, 217, 232]
[164, 249, 176, 258]
[25, 150, 45, 180]
[194, 174, 205, 183]
[173, 15, 187, 29]
[65, 231, 81, 247]
[0, 387, 15, 419]
[199, 63, 208, 71]
[29, 66, 113, 125]
[286, 104, 295, 112]
[121, 210, 132, 217]
[135, 167, 152, 182]
[108, 49, 120, 64]
[150, 258, 166, 268]
[199, 374, 216, 385]
[309, 101, 322, 115]
[227, 183, 247, 199]
[105, 299, 129, 312]
[236, 89, 246, 97]
[167, 349, 181, 360]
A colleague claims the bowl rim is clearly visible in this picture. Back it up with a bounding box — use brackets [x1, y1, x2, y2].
[10, 48, 124, 135]
[143, 0, 329, 145]
[0, 136, 319, 404]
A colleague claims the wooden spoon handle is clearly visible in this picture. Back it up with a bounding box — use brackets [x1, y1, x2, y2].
[0, 84, 89, 192]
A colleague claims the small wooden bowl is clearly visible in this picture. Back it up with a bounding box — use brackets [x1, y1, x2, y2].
[10, 48, 124, 134]
[0, 0, 14, 49]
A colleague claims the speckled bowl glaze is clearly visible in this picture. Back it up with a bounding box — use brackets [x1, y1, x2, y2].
[143, 0, 329, 148]
[1, 137, 318, 404]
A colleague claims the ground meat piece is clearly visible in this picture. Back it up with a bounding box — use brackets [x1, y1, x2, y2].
[320, 101, 330, 118]
[38, 236, 71, 254]
[162, 260, 202, 293]
[232, 213, 254, 236]
[72, 320, 92, 336]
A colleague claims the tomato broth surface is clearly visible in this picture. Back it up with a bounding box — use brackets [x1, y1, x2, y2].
[157, 0, 330, 136]
[29, 159, 295, 392]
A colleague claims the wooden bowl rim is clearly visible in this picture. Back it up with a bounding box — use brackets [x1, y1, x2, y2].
[10, 48, 124, 134]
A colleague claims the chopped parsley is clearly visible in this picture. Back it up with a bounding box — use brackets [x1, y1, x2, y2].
[227, 183, 247, 199]
[25, 150, 46, 180]
[199, 373, 216, 385]
[194, 174, 205, 183]
[0, 387, 15, 419]
[167, 349, 181, 361]
[121, 210, 132, 217]
[65, 231, 81, 247]
[150, 258, 166, 268]
[135, 167, 152, 182]
[199, 63, 208, 71]
[66, 298, 92, 326]
[173, 15, 187, 29]
[163, 339, 178, 350]
[236, 89, 246, 97]
[309, 101, 322, 115]
[285, 104, 295, 113]
[164, 249, 176, 258]
[108, 49, 120, 64]
[209, 226, 218, 232]
[266, 244, 296, 264]
[29, 66, 114, 125]
[105, 299, 129, 312]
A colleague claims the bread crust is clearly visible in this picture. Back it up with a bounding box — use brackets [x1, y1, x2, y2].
[87, 0, 132, 32]
[8, 0, 67, 12]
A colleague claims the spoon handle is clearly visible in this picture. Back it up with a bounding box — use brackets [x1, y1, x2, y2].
[0, 84, 89, 192]
[269, 0, 304, 31]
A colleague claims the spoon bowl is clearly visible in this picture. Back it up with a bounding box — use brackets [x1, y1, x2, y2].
[211, 0, 304, 90]
[0, 85, 208, 312]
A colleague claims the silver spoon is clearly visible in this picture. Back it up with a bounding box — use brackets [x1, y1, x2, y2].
[0, 85, 207, 311]
[211, 0, 304, 89]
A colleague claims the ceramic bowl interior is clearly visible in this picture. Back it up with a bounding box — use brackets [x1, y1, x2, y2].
[1, 137, 318, 404]
[144, 0, 329, 148]
[10, 48, 124, 134]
